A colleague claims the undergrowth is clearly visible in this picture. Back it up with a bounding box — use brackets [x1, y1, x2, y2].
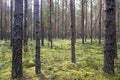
[0, 39, 120, 80]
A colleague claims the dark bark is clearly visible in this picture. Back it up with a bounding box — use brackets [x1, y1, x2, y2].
[85, 0, 87, 42]
[62, 0, 64, 39]
[57, 0, 60, 38]
[41, 0, 44, 46]
[103, 0, 117, 74]
[65, 0, 68, 38]
[49, 0, 53, 49]
[3, 1, 7, 40]
[118, 12, 119, 32]
[10, 0, 13, 47]
[24, 0, 28, 52]
[99, 0, 102, 44]
[81, 0, 85, 44]
[90, 0, 93, 44]
[12, 0, 23, 78]
[54, 0, 57, 38]
[70, 0, 76, 63]
[34, 0, 41, 74]
[0, 1, 3, 40]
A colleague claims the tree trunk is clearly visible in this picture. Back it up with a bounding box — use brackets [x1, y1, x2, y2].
[12, 0, 23, 78]
[10, 0, 13, 47]
[0, 0, 3, 40]
[90, 0, 93, 44]
[65, 0, 68, 38]
[49, 0, 53, 49]
[34, 0, 41, 74]
[41, 0, 44, 46]
[54, 0, 57, 38]
[103, 0, 117, 74]
[70, 0, 76, 63]
[62, 0, 64, 39]
[57, 0, 60, 38]
[81, 0, 85, 44]
[99, 0, 102, 44]
[117, 9, 119, 39]
[24, 0, 28, 52]
[85, 0, 87, 42]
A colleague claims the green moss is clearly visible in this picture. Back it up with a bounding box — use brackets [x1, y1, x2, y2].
[0, 39, 120, 80]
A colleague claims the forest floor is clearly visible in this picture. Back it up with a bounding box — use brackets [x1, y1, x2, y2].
[0, 39, 120, 80]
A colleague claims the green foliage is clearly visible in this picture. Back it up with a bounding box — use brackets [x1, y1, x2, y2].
[0, 39, 120, 80]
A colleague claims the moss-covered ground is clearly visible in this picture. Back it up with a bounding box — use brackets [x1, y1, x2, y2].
[0, 39, 120, 80]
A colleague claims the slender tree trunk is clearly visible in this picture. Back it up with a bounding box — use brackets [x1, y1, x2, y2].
[99, 0, 102, 44]
[54, 0, 57, 38]
[4, 0, 7, 40]
[90, 0, 93, 44]
[0, 0, 3, 40]
[49, 0, 53, 49]
[34, 0, 41, 74]
[10, 0, 13, 47]
[12, 0, 23, 78]
[57, 0, 60, 38]
[24, 0, 28, 52]
[70, 0, 76, 63]
[118, 12, 119, 32]
[103, 0, 117, 74]
[65, 0, 68, 38]
[85, 0, 87, 42]
[62, 0, 64, 39]
[41, 0, 44, 46]
[81, 0, 85, 44]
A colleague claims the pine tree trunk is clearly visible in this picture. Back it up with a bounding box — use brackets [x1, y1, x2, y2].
[62, 0, 64, 39]
[54, 0, 57, 38]
[103, 0, 117, 74]
[0, 0, 3, 40]
[57, 0, 60, 38]
[99, 0, 102, 44]
[70, 0, 76, 63]
[81, 0, 84, 44]
[24, 0, 28, 52]
[41, 0, 44, 46]
[34, 0, 41, 74]
[12, 0, 23, 78]
[65, 0, 68, 38]
[85, 0, 87, 42]
[90, 0, 93, 44]
[10, 0, 13, 47]
[49, 0, 53, 49]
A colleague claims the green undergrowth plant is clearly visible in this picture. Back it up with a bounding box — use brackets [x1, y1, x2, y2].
[0, 39, 120, 80]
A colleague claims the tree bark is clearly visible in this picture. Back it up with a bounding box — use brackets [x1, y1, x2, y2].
[24, 0, 28, 52]
[90, 0, 93, 44]
[10, 0, 13, 47]
[12, 0, 23, 78]
[49, 0, 53, 49]
[70, 0, 76, 63]
[62, 0, 64, 39]
[81, 0, 85, 44]
[65, 0, 68, 38]
[41, 0, 44, 46]
[99, 0, 102, 44]
[34, 0, 41, 74]
[0, 0, 3, 40]
[57, 0, 60, 38]
[103, 0, 117, 74]
[85, 0, 87, 42]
